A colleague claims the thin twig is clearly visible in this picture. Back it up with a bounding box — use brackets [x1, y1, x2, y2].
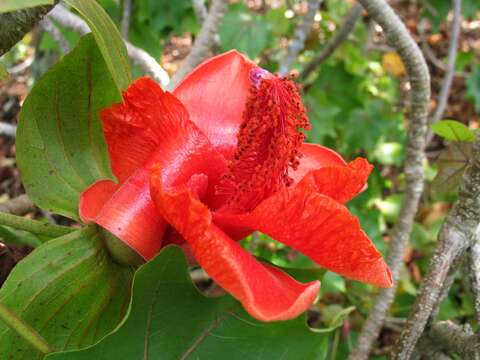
[48, 5, 170, 87]
[426, 0, 462, 145]
[279, 0, 322, 76]
[40, 17, 70, 53]
[299, 3, 362, 81]
[168, 0, 227, 89]
[7, 55, 34, 75]
[418, 18, 467, 78]
[391, 133, 480, 359]
[192, 0, 208, 24]
[0, 195, 35, 215]
[120, 0, 132, 39]
[347, 1, 430, 359]
[0, 302, 54, 354]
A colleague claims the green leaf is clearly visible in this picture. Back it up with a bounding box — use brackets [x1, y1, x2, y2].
[47, 246, 330, 360]
[0, 226, 133, 359]
[432, 142, 473, 193]
[220, 4, 271, 59]
[0, 226, 42, 247]
[0, 63, 9, 81]
[466, 64, 480, 113]
[320, 272, 346, 296]
[64, 0, 132, 92]
[0, 0, 53, 13]
[16, 35, 117, 220]
[316, 305, 355, 332]
[430, 120, 476, 142]
[327, 306, 355, 329]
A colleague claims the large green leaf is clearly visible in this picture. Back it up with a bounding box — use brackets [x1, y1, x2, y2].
[64, 0, 132, 92]
[16, 35, 117, 220]
[47, 246, 330, 360]
[430, 120, 476, 143]
[0, 0, 53, 13]
[0, 226, 133, 359]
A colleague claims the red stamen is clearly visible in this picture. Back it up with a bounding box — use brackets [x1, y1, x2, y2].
[217, 69, 310, 213]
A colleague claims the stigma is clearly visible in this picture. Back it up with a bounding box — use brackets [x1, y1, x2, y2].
[217, 68, 310, 213]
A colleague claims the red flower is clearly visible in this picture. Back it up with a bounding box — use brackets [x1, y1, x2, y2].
[80, 51, 392, 322]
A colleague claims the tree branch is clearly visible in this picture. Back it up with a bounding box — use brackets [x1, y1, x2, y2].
[299, 3, 362, 81]
[347, 1, 430, 359]
[426, 0, 462, 145]
[192, 0, 208, 24]
[428, 250, 465, 322]
[167, 0, 227, 90]
[413, 335, 453, 360]
[48, 4, 170, 87]
[0, 3, 57, 56]
[428, 321, 480, 359]
[40, 17, 70, 53]
[392, 132, 480, 359]
[468, 231, 480, 324]
[278, 0, 322, 76]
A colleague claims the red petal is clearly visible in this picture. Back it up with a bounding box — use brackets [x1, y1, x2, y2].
[81, 78, 229, 259]
[300, 157, 373, 203]
[79, 179, 118, 222]
[80, 168, 167, 260]
[150, 168, 320, 322]
[100, 77, 190, 183]
[215, 182, 392, 288]
[173, 50, 256, 159]
[292, 143, 347, 183]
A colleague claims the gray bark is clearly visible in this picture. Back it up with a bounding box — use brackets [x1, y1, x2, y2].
[428, 321, 480, 360]
[469, 232, 480, 324]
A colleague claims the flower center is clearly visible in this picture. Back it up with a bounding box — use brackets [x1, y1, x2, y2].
[217, 68, 310, 213]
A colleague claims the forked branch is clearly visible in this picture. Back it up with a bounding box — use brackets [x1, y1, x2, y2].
[391, 132, 480, 359]
[347, 0, 430, 359]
